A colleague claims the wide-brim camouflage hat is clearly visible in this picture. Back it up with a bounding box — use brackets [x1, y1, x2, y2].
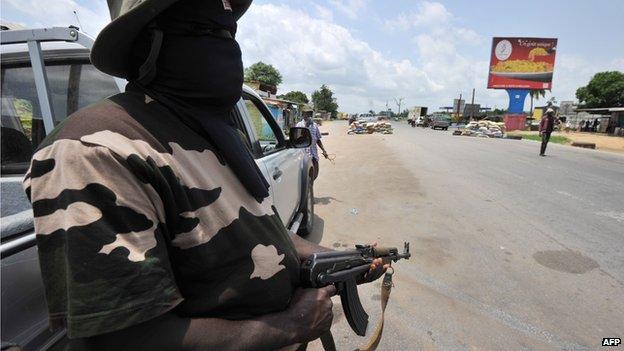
[91, 0, 252, 79]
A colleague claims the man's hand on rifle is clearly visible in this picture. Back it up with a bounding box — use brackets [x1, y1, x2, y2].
[285, 285, 336, 343]
[357, 242, 390, 285]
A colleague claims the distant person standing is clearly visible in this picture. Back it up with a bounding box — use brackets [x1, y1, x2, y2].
[578, 120, 585, 132]
[297, 111, 328, 180]
[592, 118, 600, 132]
[585, 120, 591, 132]
[539, 108, 556, 156]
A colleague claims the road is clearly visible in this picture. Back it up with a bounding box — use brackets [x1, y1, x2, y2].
[306, 121, 624, 351]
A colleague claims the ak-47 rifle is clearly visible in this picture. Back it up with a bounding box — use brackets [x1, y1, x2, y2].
[300, 242, 410, 336]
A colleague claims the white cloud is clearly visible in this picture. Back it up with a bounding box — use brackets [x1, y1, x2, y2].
[238, 4, 441, 113]
[391, 3, 494, 108]
[610, 58, 624, 71]
[5, 0, 616, 113]
[3, 0, 110, 36]
[550, 54, 624, 105]
[454, 28, 483, 46]
[314, 4, 333, 22]
[327, 0, 367, 20]
[385, 1, 452, 31]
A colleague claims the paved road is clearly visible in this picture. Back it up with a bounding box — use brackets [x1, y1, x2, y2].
[307, 121, 624, 351]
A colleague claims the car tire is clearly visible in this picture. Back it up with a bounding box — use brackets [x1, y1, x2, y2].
[298, 176, 314, 236]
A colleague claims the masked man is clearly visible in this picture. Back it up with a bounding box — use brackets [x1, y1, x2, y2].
[23, 0, 385, 349]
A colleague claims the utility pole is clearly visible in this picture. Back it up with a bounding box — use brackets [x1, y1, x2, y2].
[393, 97, 404, 118]
[470, 88, 475, 121]
[456, 93, 462, 122]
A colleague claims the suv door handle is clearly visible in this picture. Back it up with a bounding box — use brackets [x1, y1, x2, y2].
[272, 168, 283, 180]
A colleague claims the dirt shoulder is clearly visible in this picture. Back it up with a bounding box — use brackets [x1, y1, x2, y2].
[507, 130, 624, 153]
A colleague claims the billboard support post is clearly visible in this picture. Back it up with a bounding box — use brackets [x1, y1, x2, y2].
[506, 89, 529, 114]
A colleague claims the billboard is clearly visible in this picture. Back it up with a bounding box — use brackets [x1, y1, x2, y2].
[488, 37, 557, 90]
[463, 104, 481, 118]
[453, 99, 465, 114]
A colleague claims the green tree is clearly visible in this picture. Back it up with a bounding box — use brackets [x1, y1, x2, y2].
[244, 62, 283, 86]
[487, 108, 506, 116]
[576, 71, 624, 107]
[312, 84, 339, 118]
[277, 91, 309, 104]
[546, 96, 557, 107]
[529, 89, 546, 116]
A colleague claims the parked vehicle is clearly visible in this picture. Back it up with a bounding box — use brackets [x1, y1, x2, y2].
[431, 116, 451, 130]
[1, 26, 313, 350]
[357, 113, 376, 123]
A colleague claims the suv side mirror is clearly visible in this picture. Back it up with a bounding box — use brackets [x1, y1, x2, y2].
[289, 127, 312, 148]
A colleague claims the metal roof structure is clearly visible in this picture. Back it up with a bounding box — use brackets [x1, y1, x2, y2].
[575, 107, 624, 113]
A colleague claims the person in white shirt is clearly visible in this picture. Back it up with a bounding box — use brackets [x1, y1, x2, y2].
[296, 112, 328, 180]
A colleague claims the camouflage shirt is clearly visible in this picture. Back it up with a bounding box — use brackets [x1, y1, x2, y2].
[23, 91, 300, 338]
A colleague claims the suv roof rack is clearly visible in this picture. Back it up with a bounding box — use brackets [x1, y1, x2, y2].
[1, 27, 96, 134]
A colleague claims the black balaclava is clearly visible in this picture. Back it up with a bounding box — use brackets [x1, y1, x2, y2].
[128, 0, 270, 201]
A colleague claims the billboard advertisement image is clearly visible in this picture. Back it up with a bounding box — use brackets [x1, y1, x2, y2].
[488, 37, 557, 90]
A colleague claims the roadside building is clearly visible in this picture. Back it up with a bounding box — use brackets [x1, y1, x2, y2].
[315, 110, 331, 121]
[244, 80, 312, 131]
[262, 97, 306, 131]
[575, 107, 624, 136]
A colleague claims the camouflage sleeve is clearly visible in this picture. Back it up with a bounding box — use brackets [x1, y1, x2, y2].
[23, 138, 183, 338]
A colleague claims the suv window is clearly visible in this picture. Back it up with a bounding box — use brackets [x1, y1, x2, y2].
[46, 63, 119, 124]
[243, 96, 283, 154]
[0, 62, 119, 174]
[1, 66, 45, 174]
[245, 98, 277, 143]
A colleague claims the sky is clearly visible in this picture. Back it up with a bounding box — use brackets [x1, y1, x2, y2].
[2, 0, 623, 113]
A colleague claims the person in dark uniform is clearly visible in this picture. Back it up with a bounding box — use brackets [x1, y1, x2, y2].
[22, 0, 387, 350]
[539, 108, 556, 156]
[592, 118, 600, 132]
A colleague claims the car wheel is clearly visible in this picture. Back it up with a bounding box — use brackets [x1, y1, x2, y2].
[298, 176, 314, 236]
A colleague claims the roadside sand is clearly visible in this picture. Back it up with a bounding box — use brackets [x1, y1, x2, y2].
[509, 130, 624, 153]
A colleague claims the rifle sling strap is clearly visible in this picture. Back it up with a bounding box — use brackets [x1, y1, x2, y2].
[356, 271, 393, 351]
[319, 271, 394, 351]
